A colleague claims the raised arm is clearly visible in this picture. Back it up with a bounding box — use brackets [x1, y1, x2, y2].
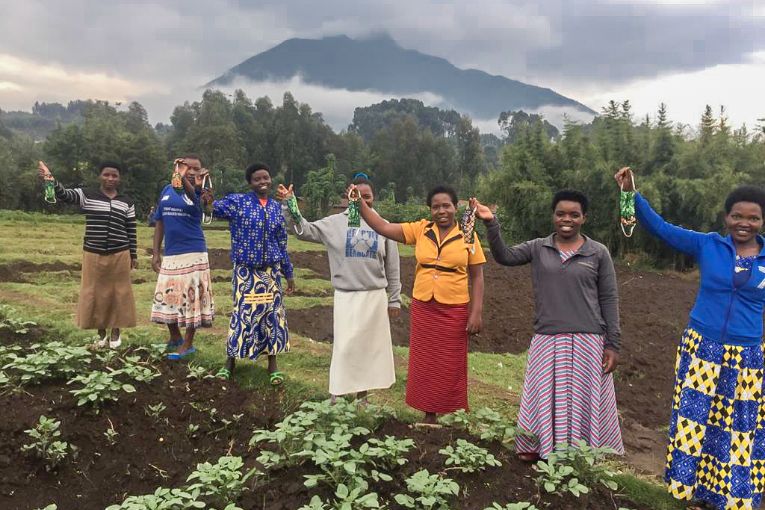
[353, 185, 405, 243]
[38, 161, 83, 205]
[277, 184, 327, 243]
[615, 167, 705, 257]
[211, 193, 237, 220]
[470, 198, 534, 266]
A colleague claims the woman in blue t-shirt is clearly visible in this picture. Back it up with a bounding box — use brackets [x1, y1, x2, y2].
[151, 156, 215, 359]
[616, 167, 765, 510]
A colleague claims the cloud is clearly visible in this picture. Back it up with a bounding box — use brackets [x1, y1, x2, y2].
[207, 75, 445, 131]
[0, 53, 159, 110]
[567, 50, 765, 130]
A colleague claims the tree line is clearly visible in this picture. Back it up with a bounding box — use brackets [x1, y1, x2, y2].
[1, 92, 763, 268]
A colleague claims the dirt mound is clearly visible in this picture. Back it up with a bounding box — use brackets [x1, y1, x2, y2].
[0, 262, 80, 283]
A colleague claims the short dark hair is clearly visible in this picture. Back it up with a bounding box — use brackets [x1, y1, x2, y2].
[426, 185, 458, 207]
[98, 161, 123, 174]
[724, 185, 765, 215]
[181, 154, 203, 167]
[245, 162, 271, 183]
[351, 173, 374, 193]
[552, 189, 589, 215]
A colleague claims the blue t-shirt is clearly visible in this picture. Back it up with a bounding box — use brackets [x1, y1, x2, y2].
[155, 185, 207, 256]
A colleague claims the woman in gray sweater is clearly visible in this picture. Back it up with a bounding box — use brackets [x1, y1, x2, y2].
[471, 190, 623, 461]
[278, 175, 401, 404]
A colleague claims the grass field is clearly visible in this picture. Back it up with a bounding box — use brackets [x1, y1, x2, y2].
[0, 210, 683, 509]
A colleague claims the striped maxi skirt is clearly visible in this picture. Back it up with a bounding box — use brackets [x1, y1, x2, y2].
[406, 298, 469, 414]
[665, 327, 765, 510]
[226, 264, 290, 361]
[515, 333, 624, 459]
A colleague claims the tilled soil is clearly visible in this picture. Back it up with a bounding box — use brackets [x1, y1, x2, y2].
[0, 247, 699, 475]
[0, 338, 655, 510]
[285, 250, 698, 474]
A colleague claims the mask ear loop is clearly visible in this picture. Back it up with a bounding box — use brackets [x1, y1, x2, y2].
[620, 171, 637, 238]
[201, 173, 213, 225]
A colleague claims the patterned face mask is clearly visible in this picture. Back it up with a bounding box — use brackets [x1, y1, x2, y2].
[43, 179, 56, 204]
[347, 188, 361, 228]
[461, 207, 476, 254]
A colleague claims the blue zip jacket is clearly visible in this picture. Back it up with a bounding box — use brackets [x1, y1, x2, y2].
[636, 193, 765, 346]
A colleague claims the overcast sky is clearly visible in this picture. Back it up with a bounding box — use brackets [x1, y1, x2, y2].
[0, 0, 762, 132]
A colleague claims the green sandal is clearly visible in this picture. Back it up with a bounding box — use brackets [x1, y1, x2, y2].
[269, 371, 285, 386]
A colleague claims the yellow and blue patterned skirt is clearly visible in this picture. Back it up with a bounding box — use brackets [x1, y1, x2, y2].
[226, 264, 290, 360]
[666, 327, 765, 510]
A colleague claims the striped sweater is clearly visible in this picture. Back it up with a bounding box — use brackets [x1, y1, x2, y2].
[54, 182, 137, 259]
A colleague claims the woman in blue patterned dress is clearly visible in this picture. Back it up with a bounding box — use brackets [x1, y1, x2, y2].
[204, 162, 295, 384]
[616, 167, 765, 510]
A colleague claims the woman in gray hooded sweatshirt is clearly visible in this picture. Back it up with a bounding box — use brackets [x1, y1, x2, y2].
[277, 174, 401, 404]
[471, 190, 623, 461]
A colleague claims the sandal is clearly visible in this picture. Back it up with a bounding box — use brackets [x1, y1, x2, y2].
[167, 347, 196, 360]
[166, 338, 183, 349]
[269, 371, 285, 386]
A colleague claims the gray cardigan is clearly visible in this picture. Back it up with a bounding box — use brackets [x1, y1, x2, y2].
[485, 218, 621, 351]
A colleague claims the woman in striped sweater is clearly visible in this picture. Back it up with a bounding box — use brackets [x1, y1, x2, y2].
[353, 184, 485, 424]
[471, 190, 623, 462]
[38, 161, 137, 348]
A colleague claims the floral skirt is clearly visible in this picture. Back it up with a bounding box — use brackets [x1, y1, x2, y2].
[150, 252, 214, 328]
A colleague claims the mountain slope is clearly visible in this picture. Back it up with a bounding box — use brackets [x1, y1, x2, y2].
[207, 34, 595, 120]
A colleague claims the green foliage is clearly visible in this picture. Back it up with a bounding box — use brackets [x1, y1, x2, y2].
[185, 456, 258, 506]
[301, 154, 347, 219]
[68, 370, 136, 411]
[438, 407, 526, 447]
[394, 469, 460, 510]
[105, 487, 206, 510]
[251, 398, 393, 470]
[0, 316, 37, 334]
[480, 100, 765, 269]
[533, 441, 620, 498]
[145, 402, 168, 421]
[484, 504, 539, 510]
[104, 422, 119, 445]
[300, 481, 382, 510]
[21, 415, 71, 470]
[438, 439, 502, 473]
[3, 342, 91, 385]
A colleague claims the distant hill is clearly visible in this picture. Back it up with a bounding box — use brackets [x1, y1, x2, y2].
[207, 34, 595, 122]
[1, 101, 88, 140]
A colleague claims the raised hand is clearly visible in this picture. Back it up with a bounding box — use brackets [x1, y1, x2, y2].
[614, 167, 635, 191]
[38, 161, 53, 181]
[276, 184, 294, 201]
[173, 158, 188, 177]
[469, 197, 494, 221]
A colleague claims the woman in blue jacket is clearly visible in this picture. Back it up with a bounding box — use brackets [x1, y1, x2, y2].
[616, 167, 765, 510]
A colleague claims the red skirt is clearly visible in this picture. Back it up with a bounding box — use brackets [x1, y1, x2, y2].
[406, 298, 469, 414]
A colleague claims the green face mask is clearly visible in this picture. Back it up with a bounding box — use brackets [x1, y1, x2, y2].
[347, 189, 361, 228]
[620, 190, 636, 237]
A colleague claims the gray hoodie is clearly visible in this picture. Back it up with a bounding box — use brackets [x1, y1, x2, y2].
[283, 206, 401, 307]
[485, 218, 621, 351]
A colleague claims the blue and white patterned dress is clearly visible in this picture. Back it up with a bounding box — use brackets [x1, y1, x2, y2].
[213, 194, 293, 360]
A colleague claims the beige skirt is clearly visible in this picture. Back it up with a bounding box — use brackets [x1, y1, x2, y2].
[77, 250, 136, 329]
[329, 288, 395, 395]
